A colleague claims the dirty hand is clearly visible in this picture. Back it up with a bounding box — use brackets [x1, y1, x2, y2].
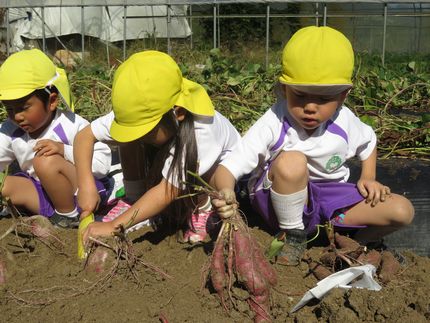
[77, 186, 101, 220]
[33, 139, 64, 157]
[212, 188, 238, 219]
[82, 221, 115, 246]
[357, 178, 391, 207]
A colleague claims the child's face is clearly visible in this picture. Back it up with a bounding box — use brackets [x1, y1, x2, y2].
[3, 92, 58, 138]
[139, 122, 174, 147]
[285, 86, 348, 134]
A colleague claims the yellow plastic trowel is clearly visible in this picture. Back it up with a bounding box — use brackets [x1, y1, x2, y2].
[77, 213, 94, 259]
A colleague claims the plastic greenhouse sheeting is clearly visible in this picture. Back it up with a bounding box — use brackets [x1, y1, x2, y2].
[4, 4, 191, 51]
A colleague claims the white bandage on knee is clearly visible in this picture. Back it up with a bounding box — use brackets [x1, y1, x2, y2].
[123, 179, 147, 203]
[270, 187, 307, 230]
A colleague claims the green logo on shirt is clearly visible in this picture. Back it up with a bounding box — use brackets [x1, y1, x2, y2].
[326, 155, 342, 172]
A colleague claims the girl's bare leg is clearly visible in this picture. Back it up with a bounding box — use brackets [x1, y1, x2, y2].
[33, 154, 77, 213]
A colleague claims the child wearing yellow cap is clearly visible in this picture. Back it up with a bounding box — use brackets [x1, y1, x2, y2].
[74, 50, 240, 243]
[212, 26, 414, 265]
[0, 49, 112, 228]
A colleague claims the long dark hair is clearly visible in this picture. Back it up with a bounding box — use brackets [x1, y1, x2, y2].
[142, 109, 199, 229]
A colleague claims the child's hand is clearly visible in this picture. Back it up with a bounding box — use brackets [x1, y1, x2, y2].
[83, 221, 115, 245]
[212, 188, 238, 219]
[357, 179, 391, 207]
[33, 139, 64, 157]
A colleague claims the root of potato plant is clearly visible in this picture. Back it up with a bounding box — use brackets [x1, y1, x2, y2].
[305, 224, 401, 284]
[7, 223, 172, 307]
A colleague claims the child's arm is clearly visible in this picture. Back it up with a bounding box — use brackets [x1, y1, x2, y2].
[82, 178, 176, 240]
[211, 165, 238, 219]
[74, 125, 100, 218]
[357, 147, 391, 207]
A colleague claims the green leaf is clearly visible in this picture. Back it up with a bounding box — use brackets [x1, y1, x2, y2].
[226, 77, 241, 86]
[422, 113, 430, 123]
[360, 115, 377, 128]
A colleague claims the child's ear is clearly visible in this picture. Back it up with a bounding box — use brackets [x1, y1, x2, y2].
[173, 106, 186, 121]
[48, 92, 59, 112]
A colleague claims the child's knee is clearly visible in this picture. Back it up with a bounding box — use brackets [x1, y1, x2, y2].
[33, 155, 61, 175]
[270, 151, 307, 182]
[391, 195, 415, 226]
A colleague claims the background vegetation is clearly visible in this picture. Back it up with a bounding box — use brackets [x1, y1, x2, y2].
[63, 44, 429, 160]
[0, 42, 429, 160]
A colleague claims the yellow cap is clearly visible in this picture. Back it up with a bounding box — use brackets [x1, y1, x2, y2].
[110, 50, 214, 143]
[0, 49, 74, 110]
[279, 26, 354, 86]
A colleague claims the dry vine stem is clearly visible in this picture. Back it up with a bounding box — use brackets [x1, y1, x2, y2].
[183, 172, 277, 323]
[85, 221, 173, 281]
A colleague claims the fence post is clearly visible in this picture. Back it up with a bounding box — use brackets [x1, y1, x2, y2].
[167, 2, 171, 55]
[382, 4, 387, 66]
[6, 8, 10, 56]
[213, 3, 217, 49]
[265, 4, 270, 70]
[123, 5, 127, 61]
[81, 5, 85, 62]
[41, 7, 46, 52]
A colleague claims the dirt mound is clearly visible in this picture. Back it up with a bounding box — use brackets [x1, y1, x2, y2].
[0, 216, 429, 322]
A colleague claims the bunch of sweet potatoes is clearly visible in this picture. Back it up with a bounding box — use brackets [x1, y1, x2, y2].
[307, 231, 402, 284]
[207, 214, 277, 323]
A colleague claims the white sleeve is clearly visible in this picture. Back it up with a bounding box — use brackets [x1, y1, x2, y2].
[221, 110, 277, 180]
[91, 141, 112, 178]
[73, 113, 112, 178]
[0, 125, 15, 173]
[346, 109, 377, 161]
[91, 111, 115, 142]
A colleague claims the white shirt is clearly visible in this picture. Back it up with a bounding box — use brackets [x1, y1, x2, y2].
[0, 109, 112, 179]
[91, 111, 241, 188]
[221, 96, 377, 187]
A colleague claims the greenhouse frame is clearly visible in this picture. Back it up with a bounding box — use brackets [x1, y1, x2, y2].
[1, 1, 430, 66]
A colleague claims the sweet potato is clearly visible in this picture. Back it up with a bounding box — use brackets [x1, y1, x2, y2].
[320, 251, 337, 267]
[251, 240, 277, 287]
[309, 261, 332, 280]
[86, 247, 109, 273]
[334, 233, 360, 251]
[233, 229, 268, 296]
[211, 234, 227, 309]
[378, 251, 401, 284]
[27, 215, 64, 250]
[357, 249, 382, 268]
[248, 290, 271, 323]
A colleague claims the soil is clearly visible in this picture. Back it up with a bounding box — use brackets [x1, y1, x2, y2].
[0, 213, 429, 323]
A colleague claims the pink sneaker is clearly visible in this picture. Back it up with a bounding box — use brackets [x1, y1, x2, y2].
[103, 199, 132, 222]
[184, 209, 217, 244]
[102, 199, 150, 233]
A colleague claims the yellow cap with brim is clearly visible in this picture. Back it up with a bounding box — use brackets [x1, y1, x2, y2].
[110, 50, 214, 143]
[0, 49, 74, 110]
[279, 26, 354, 86]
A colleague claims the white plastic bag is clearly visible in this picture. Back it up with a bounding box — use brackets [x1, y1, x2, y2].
[291, 264, 382, 313]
